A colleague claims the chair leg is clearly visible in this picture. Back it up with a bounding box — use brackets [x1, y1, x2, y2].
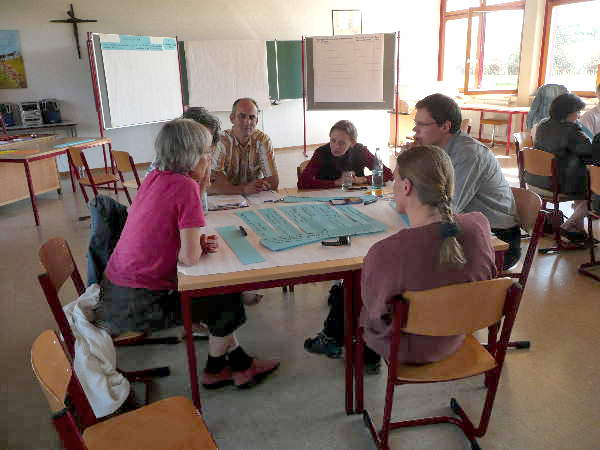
[113, 181, 118, 196]
[123, 185, 132, 205]
[79, 183, 89, 203]
[379, 375, 396, 449]
[579, 214, 600, 281]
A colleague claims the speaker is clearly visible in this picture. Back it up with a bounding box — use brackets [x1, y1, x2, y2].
[40, 99, 62, 124]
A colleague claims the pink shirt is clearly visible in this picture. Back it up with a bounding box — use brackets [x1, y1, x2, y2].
[105, 170, 205, 290]
[360, 212, 496, 364]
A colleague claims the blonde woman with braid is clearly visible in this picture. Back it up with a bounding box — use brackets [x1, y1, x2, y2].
[360, 145, 497, 364]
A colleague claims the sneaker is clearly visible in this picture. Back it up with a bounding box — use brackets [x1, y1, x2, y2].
[202, 367, 234, 389]
[304, 331, 343, 358]
[232, 358, 280, 389]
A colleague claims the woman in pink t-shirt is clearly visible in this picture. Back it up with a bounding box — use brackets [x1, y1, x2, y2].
[94, 119, 279, 389]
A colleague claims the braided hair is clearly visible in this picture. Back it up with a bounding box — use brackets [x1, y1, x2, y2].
[396, 145, 466, 268]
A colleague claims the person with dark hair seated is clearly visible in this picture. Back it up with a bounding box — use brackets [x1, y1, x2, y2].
[297, 120, 393, 189]
[412, 94, 521, 269]
[530, 93, 593, 241]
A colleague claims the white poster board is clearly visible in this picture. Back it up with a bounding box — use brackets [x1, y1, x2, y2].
[92, 34, 183, 129]
[313, 34, 384, 103]
[185, 40, 270, 112]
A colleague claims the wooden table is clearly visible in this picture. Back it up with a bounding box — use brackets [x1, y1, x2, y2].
[459, 104, 530, 156]
[177, 189, 509, 414]
[0, 136, 111, 225]
[6, 121, 78, 137]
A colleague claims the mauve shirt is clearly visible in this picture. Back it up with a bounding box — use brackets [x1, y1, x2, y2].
[105, 170, 205, 291]
[360, 211, 496, 364]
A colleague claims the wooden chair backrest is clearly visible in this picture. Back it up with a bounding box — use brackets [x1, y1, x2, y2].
[512, 187, 542, 234]
[67, 148, 85, 169]
[399, 278, 514, 336]
[512, 131, 532, 151]
[460, 118, 471, 133]
[39, 238, 80, 293]
[297, 160, 310, 180]
[31, 330, 72, 413]
[522, 148, 553, 177]
[588, 165, 600, 196]
[111, 150, 134, 173]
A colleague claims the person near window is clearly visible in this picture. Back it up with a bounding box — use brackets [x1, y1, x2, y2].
[580, 83, 600, 137]
[530, 93, 593, 242]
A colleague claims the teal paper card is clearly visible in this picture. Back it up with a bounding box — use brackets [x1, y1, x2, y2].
[217, 226, 266, 265]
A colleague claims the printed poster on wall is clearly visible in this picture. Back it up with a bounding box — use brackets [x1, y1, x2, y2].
[0, 30, 27, 88]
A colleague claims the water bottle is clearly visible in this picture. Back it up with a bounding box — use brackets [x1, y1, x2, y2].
[371, 148, 384, 197]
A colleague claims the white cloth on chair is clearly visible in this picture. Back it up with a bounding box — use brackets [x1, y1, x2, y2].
[63, 283, 130, 418]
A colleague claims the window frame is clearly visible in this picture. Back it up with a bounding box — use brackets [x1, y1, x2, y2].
[538, 0, 600, 98]
[438, 0, 526, 95]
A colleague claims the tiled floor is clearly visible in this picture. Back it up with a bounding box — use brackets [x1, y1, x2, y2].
[1, 147, 599, 449]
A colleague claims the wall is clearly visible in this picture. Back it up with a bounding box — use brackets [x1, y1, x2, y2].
[1, 0, 441, 169]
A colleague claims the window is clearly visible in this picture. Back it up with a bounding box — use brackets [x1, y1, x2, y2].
[438, 0, 525, 94]
[539, 0, 600, 97]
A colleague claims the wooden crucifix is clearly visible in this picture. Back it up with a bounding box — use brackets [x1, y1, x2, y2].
[50, 4, 97, 59]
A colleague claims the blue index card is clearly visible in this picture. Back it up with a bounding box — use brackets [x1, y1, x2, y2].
[282, 194, 377, 203]
[53, 139, 96, 149]
[217, 226, 266, 265]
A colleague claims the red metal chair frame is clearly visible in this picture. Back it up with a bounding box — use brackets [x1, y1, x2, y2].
[37, 238, 173, 404]
[110, 150, 144, 205]
[68, 148, 119, 204]
[359, 280, 522, 450]
[578, 166, 600, 281]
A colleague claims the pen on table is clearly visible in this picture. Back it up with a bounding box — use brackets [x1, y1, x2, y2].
[239, 226, 247, 236]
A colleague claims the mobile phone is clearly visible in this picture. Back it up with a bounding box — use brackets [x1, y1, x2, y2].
[329, 197, 362, 206]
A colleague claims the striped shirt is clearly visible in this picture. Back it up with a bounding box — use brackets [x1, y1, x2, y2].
[212, 129, 277, 185]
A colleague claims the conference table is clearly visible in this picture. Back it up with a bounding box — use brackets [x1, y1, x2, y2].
[176, 188, 508, 414]
[459, 103, 530, 156]
[0, 136, 111, 225]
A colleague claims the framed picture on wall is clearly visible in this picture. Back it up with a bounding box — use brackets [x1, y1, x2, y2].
[0, 30, 27, 88]
[332, 10, 362, 36]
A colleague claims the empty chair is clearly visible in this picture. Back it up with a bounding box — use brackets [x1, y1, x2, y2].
[359, 278, 522, 450]
[111, 150, 146, 204]
[31, 329, 219, 450]
[578, 165, 600, 281]
[512, 131, 532, 188]
[480, 117, 508, 150]
[68, 147, 120, 204]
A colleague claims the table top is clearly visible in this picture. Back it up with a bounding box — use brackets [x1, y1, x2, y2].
[0, 136, 110, 161]
[177, 188, 509, 292]
[458, 103, 530, 113]
[6, 121, 78, 131]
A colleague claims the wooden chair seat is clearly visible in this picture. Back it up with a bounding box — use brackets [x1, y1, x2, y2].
[82, 396, 217, 450]
[79, 173, 120, 186]
[480, 118, 508, 126]
[123, 178, 144, 190]
[393, 335, 497, 382]
[113, 331, 146, 344]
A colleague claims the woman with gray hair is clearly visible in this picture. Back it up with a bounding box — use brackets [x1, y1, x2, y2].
[297, 119, 393, 189]
[95, 118, 279, 390]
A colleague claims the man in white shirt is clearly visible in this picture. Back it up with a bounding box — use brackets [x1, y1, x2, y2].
[581, 83, 600, 137]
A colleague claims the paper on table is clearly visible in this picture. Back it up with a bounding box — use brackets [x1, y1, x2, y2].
[244, 190, 283, 204]
[207, 194, 248, 211]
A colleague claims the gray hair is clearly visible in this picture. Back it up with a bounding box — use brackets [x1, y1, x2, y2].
[231, 97, 259, 115]
[330, 120, 358, 141]
[183, 107, 221, 145]
[154, 119, 211, 174]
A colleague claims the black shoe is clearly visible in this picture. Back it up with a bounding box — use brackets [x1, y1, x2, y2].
[560, 228, 587, 243]
[304, 331, 342, 358]
[328, 284, 343, 306]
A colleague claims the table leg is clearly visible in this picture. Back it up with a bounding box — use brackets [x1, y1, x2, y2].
[478, 111, 484, 141]
[181, 292, 202, 412]
[520, 113, 525, 132]
[495, 250, 506, 274]
[352, 269, 364, 414]
[505, 113, 513, 156]
[343, 272, 354, 414]
[23, 161, 40, 226]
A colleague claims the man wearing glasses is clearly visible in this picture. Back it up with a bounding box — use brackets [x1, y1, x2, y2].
[411, 93, 520, 269]
[209, 97, 279, 195]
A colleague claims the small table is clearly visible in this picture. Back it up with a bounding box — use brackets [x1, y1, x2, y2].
[5, 121, 78, 137]
[0, 136, 111, 225]
[459, 104, 530, 156]
[176, 189, 510, 414]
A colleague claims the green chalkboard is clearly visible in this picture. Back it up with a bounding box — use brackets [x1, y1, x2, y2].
[266, 40, 303, 101]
